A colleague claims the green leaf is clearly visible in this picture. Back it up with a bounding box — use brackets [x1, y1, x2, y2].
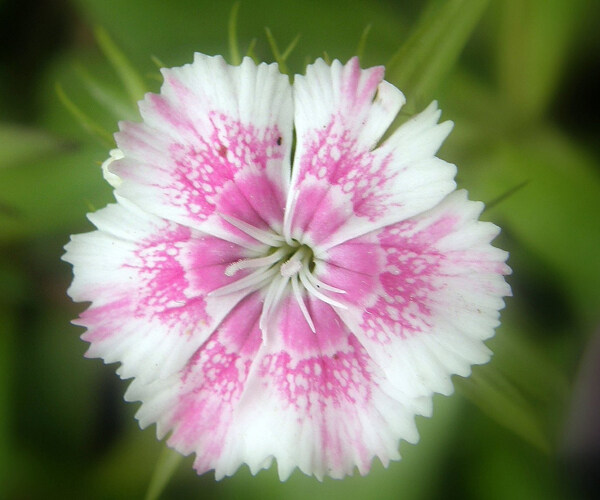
[456, 365, 551, 453]
[72, 0, 407, 75]
[0, 124, 66, 169]
[228, 1, 242, 65]
[55, 83, 114, 146]
[356, 24, 372, 61]
[0, 148, 113, 242]
[386, 0, 490, 110]
[88, 427, 168, 498]
[0, 308, 15, 491]
[144, 447, 183, 500]
[496, 0, 586, 122]
[264, 28, 300, 75]
[245, 38, 259, 62]
[74, 64, 139, 121]
[94, 26, 148, 105]
[490, 326, 569, 405]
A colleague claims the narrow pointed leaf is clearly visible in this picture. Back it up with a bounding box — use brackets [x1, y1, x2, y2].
[144, 447, 183, 500]
[55, 83, 114, 146]
[386, 0, 490, 109]
[74, 65, 138, 121]
[228, 1, 242, 65]
[0, 148, 112, 242]
[356, 24, 372, 61]
[497, 0, 586, 121]
[456, 366, 551, 453]
[94, 26, 148, 105]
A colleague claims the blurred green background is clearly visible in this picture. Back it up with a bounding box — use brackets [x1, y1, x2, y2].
[1, 0, 599, 498]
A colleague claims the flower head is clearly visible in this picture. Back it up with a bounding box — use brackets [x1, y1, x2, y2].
[63, 54, 511, 480]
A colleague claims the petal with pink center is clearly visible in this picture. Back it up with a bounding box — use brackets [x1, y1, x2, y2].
[63, 197, 256, 383]
[111, 55, 293, 245]
[286, 57, 457, 248]
[335, 190, 511, 398]
[313, 230, 384, 307]
[126, 292, 264, 474]
[227, 296, 426, 480]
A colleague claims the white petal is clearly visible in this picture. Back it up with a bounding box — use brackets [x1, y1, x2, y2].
[113, 55, 293, 242]
[63, 198, 253, 383]
[286, 58, 456, 248]
[334, 190, 510, 398]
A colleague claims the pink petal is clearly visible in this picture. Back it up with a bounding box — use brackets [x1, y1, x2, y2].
[313, 230, 383, 306]
[63, 197, 254, 382]
[127, 292, 264, 473]
[221, 296, 424, 480]
[286, 58, 456, 248]
[111, 55, 293, 245]
[330, 190, 511, 398]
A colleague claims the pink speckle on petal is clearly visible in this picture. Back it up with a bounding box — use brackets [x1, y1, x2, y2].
[260, 336, 372, 412]
[277, 296, 349, 355]
[297, 123, 394, 221]
[131, 225, 197, 320]
[168, 293, 263, 462]
[165, 112, 285, 224]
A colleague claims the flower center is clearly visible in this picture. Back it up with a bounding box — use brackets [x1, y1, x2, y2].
[211, 214, 347, 337]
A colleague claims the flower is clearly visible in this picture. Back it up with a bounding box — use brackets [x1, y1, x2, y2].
[63, 54, 511, 481]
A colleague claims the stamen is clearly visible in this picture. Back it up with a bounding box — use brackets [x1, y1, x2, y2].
[291, 274, 316, 333]
[225, 247, 288, 276]
[282, 190, 299, 245]
[304, 270, 347, 294]
[209, 265, 279, 297]
[298, 267, 348, 310]
[259, 274, 290, 342]
[218, 213, 285, 247]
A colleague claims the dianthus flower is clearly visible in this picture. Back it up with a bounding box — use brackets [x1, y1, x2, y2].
[64, 54, 511, 480]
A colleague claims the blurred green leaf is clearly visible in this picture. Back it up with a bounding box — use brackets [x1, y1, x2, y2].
[0, 124, 66, 169]
[94, 26, 149, 105]
[264, 27, 301, 75]
[386, 0, 490, 110]
[0, 309, 14, 492]
[145, 446, 183, 500]
[456, 364, 551, 453]
[88, 426, 167, 499]
[55, 83, 114, 146]
[0, 148, 112, 242]
[356, 24, 372, 61]
[490, 326, 569, 406]
[40, 53, 131, 143]
[228, 1, 242, 65]
[72, 0, 405, 71]
[496, 0, 586, 122]
[23, 305, 105, 458]
[470, 438, 567, 500]
[74, 64, 139, 121]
